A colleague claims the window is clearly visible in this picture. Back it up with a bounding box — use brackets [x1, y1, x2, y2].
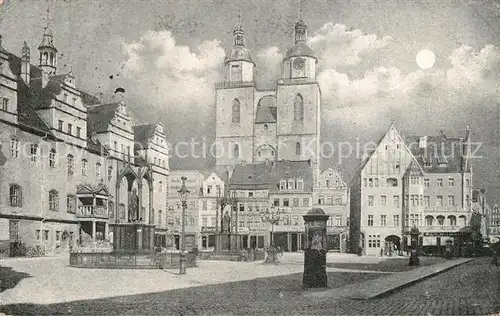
[202, 200, 207, 210]
[293, 94, 304, 122]
[67, 123, 72, 135]
[425, 216, 434, 226]
[436, 195, 443, 206]
[189, 201, 196, 209]
[386, 178, 398, 187]
[293, 216, 299, 226]
[405, 214, 409, 226]
[368, 196, 374, 206]
[288, 179, 294, 190]
[107, 166, 113, 181]
[293, 198, 300, 207]
[56, 231, 61, 241]
[381, 215, 387, 226]
[459, 215, 467, 226]
[368, 235, 381, 248]
[36, 230, 41, 241]
[30, 143, 38, 162]
[67, 155, 74, 175]
[424, 196, 430, 207]
[374, 178, 379, 187]
[448, 195, 455, 206]
[43, 230, 49, 241]
[72, 97, 77, 106]
[49, 190, 59, 211]
[81, 159, 87, 176]
[202, 217, 208, 227]
[295, 142, 301, 155]
[76, 127, 81, 138]
[95, 163, 101, 178]
[448, 178, 454, 186]
[233, 144, 239, 158]
[437, 216, 445, 226]
[238, 203, 245, 213]
[297, 180, 304, 190]
[335, 215, 342, 226]
[207, 185, 212, 194]
[49, 149, 56, 167]
[393, 215, 399, 226]
[393, 195, 399, 207]
[9, 184, 22, 207]
[466, 179, 470, 187]
[367, 215, 373, 226]
[8, 220, 19, 241]
[248, 191, 253, 197]
[10, 137, 19, 158]
[302, 198, 309, 207]
[326, 196, 333, 205]
[1, 98, 9, 111]
[449, 215, 457, 226]
[280, 180, 286, 190]
[369, 178, 373, 187]
[283, 198, 290, 207]
[318, 196, 324, 205]
[264, 124, 268, 131]
[273, 198, 279, 207]
[58, 120, 63, 131]
[410, 177, 420, 185]
[232, 99, 240, 123]
[381, 195, 387, 206]
[63, 93, 68, 103]
[216, 185, 221, 196]
[424, 179, 430, 187]
[437, 179, 443, 187]
[466, 195, 471, 206]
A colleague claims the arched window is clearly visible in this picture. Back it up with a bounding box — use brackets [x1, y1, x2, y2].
[233, 144, 239, 158]
[437, 215, 445, 226]
[49, 190, 59, 211]
[43, 52, 48, 63]
[425, 215, 434, 226]
[50, 53, 55, 66]
[67, 154, 74, 175]
[448, 215, 457, 226]
[66, 195, 76, 213]
[232, 99, 240, 123]
[293, 94, 304, 122]
[296, 142, 301, 155]
[9, 184, 22, 207]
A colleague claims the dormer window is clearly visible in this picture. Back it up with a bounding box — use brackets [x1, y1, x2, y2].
[279, 180, 286, 190]
[30, 144, 38, 162]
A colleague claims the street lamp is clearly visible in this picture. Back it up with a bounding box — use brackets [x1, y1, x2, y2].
[260, 205, 285, 263]
[408, 225, 421, 266]
[178, 176, 190, 275]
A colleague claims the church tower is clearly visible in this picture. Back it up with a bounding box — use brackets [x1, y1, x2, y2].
[38, 27, 57, 76]
[276, 7, 321, 180]
[215, 14, 256, 168]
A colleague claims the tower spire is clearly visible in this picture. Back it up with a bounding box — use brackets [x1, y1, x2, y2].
[294, 0, 307, 43]
[299, 0, 303, 21]
[233, 11, 245, 46]
[45, 0, 51, 30]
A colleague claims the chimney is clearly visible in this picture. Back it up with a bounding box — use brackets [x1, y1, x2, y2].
[21, 42, 31, 85]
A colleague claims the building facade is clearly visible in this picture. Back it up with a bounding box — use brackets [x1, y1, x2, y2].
[0, 27, 169, 256]
[350, 122, 474, 256]
[215, 14, 321, 182]
[198, 172, 225, 250]
[488, 204, 500, 243]
[313, 167, 350, 252]
[166, 170, 203, 250]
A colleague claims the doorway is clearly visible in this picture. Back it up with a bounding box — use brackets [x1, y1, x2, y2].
[174, 235, 180, 250]
[242, 235, 248, 249]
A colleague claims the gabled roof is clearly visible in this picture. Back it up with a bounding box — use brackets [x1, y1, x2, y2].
[255, 106, 277, 123]
[230, 160, 314, 192]
[403, 135, 465, 173]
[87, 102, 121, 134]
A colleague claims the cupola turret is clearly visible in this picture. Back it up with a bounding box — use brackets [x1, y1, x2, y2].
[38, 27, 57, 75]
[224, 14, 254, 83]
[282, 6, 317, 81]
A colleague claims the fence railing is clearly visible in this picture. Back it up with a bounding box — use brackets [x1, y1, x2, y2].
[76, 205, 109, 219]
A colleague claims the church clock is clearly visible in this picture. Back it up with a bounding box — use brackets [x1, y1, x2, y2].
[293, 57, 305, 70]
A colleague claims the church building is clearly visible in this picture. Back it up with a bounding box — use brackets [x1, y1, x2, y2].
[215, 12, 321, 180]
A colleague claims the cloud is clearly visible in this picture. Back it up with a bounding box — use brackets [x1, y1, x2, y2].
[122, 30, 225, 116]
[255, 46, 283, 87]
[308, 23, 393, 69]
[320, 44, 500, 137]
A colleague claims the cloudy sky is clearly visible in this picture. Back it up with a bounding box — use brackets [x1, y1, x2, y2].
[1, 0, 499, 202]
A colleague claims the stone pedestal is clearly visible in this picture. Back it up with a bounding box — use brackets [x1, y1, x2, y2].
[111, 223, 156, 253]
[302, 208, 330, 290]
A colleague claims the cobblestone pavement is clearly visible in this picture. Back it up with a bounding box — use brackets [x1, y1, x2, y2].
[326, 256, 447, 272]
[1, 256, 498, 315]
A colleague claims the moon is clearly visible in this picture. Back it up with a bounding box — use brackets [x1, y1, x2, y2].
[416, 49, 436, 69]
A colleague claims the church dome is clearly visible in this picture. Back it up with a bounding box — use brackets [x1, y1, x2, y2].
[224, 46, 254, 65]
[285, 41, 316, 60]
